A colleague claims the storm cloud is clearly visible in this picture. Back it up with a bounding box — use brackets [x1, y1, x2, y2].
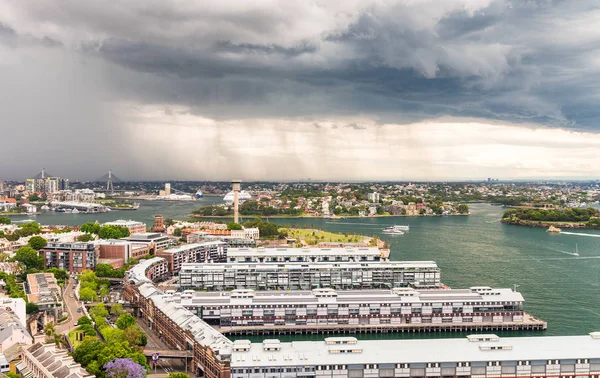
[1, 0, 600, 180]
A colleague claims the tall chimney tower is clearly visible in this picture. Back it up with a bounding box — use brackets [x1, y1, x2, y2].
[232, 179, 242, 223]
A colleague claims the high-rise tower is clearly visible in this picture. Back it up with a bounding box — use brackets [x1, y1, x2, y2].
[232, 179, 242, 223]
[106, 170, 114, 194]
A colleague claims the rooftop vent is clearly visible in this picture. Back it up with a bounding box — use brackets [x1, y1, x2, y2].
[467, 334, 500, 342]
[589, 332, 600, 339]
[325, 337, 358, 345]
[262, 339, 281, 351]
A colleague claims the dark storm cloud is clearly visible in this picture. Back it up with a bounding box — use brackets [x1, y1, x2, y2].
[2, 0, 600, 180]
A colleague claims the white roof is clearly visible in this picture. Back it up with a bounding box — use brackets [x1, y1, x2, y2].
[161, 241, 226, 254]
[180, 261, 439, 272]
[126, 257, 166, 285]
[169, 287, 523, 307]
[102, 219, 145, 227]
[138, 284, 233, 357]
[227, 247, 383, 257]
[230, 334, 600, 367]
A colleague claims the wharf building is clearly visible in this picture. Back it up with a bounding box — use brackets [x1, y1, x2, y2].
[101, 219, 147, 235]
[124, 260, 594, 378]
[164, 287, 546, 334]
[225, 246, 389, 264]
[156, 241, 228, 272]
[39, 242, 99, 274]
[178, 261, 441, 291]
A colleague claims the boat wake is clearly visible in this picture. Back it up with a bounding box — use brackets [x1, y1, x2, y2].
[560, 231, 600, 238]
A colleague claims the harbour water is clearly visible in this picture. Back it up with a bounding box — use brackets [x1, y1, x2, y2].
[11, 202, 600, 338]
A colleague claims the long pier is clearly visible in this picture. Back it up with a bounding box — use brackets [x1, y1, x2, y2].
[217, 313, 547, 336]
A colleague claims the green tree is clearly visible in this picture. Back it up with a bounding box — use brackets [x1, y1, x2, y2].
[98, 225, 130, 239]
[457, 204, 469, 214]
[46, 268, 69, 282]
[167, 373, 191, 378]
[173, 227, 182, 237]
[124, 326, 147, 347]
[77, 233, 93, 242]
[79, 287, 98, 302]
[26, 302, 39, 314]
[80, 222, 101, 234]
[115, 313, 136, 330]
[27, 235, 47, 250]
[227, 222, 242, 230]
[90, 303, 109, 318]
[0, 216, 11, 225]
[101, 327, 126, 343]
[110, 304, 124, 316]
[13, 246, 44, 270]
[78, 316, 92, 326]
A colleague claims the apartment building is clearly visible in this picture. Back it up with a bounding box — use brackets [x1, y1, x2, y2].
[157, 241, 227, 272]
[225, 246, 389, 264]
[18, 342, 92, 378]
[26, 273, 62, 318]
[40, 242, 99, 274]
[178, 261, 441, 291]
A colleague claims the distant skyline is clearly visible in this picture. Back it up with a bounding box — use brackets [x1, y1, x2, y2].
[2, 1, 600, 181]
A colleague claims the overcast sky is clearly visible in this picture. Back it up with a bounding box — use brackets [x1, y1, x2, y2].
[1, 0, 600, 181]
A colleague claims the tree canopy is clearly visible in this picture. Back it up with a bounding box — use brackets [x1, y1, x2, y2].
[80, 222, 101, 234]
[28, 235, 47, 250]
[115, 313, 136, 330]
[98, 225, 130, 239]
[13, 246, 44, 270]
[0, 216, 11, 225]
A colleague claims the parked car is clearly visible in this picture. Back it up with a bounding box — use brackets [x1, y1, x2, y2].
[77, 308, 82, 313]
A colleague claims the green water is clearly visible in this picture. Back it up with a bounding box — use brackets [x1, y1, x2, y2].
[13, 202, 600, 339]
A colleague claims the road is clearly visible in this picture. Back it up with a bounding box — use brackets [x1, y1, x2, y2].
[138, 320, 192, 376]
[56, 278, 84, 335]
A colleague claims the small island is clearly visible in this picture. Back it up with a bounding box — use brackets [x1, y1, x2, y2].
[501, 207, 600, 229]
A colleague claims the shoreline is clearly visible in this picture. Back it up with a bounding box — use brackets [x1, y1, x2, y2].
[500, 218, 599, 230]
[190, 213, 470, 219]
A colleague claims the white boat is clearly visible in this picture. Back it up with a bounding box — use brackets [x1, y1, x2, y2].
[195, 189, 204, 199]
[223, 190, 252, 205]
[41, 205, 50, 211]
[382, 226, 406, 235]
[71, 208, 80, 214]
[573, 243, 579, 257]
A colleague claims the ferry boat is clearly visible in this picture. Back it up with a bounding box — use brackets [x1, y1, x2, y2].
[547, 225, 561, 233]
[195, 190, 204, 199]
[382, 226, 406, 235]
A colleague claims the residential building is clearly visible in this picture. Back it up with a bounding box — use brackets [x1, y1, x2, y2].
[25, 274, 62, 318]
[0, 308, 32, 353]
[123, 232, 173, 253]
[97, 239, 151, 263]
[157, 241, 227, 272]
[101, 219, 147, 234]
[178, 261, 441, 291]
[243, 228, 259, 240]
[368, 192, 380, 202]
[225, 247, 389, 263]
[187, 232, 256, 249]
[18, 342, 93, 378]
[125, 257, 169, 285]
[0, 297, 26, 326]
[40, 242, 99, 274]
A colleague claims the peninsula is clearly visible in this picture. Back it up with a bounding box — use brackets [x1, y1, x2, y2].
[501, 207, 600, 229]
